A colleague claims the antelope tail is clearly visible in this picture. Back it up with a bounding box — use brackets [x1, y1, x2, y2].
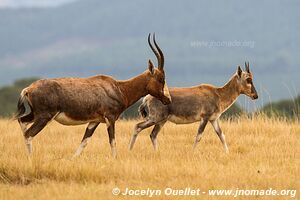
[138, 99, 148, 118]
[14, 88, 29, 120]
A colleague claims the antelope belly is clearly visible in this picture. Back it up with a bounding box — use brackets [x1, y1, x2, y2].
[54, 113, 91, 125]
[168, 115, 199, 124]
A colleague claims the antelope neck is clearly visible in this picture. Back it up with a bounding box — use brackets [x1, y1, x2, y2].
[217, 75, 241, 112]
[118, 72, 150, 108]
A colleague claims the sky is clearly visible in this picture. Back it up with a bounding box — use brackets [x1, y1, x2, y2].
[0, 0, 298, 111]
[0, 0, 76, 8]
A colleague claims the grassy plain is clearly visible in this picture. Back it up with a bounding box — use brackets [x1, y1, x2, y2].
[0, 116, 299, 199]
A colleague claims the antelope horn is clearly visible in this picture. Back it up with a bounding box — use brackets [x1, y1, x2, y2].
[245, 61, 250, 72]
[153, 33, 164, 70]
[148, 33, 160, 69]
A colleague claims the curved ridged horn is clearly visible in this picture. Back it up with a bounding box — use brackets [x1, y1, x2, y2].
[153, 33, 164, 70]
[148, 33, 160, 69]
[245, 61, 250, 73]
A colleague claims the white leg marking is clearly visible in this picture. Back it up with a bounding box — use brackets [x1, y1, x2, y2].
[87, 123, 96, 130]
[211, 120, 229, 153]
[129, 127, 141, 150]
[73, 137, 91, 158]
[104, 117, 110, 127]
[111, 139, 117, 158]
[220, 133, 229, 153]
[25, 136, 33, 155]
[20, 122, 28, 134]
[151, 137, 158, 151]
[193, 134, 203, 149]
[104, 117, 116, 158]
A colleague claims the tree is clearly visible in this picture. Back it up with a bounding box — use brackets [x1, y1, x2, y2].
[221, 103, 244, 119]
[0, 78, 39, 117]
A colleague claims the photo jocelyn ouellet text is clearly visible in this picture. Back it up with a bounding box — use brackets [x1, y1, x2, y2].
[112, 187, 297, 198]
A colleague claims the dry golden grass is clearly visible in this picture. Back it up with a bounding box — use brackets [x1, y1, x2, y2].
[0, 116, 299, 199]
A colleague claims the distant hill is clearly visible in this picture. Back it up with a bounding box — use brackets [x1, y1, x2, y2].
[0, 0, 299, 106]
[0, 77, 244, 119]
[0, 77, 298, 119]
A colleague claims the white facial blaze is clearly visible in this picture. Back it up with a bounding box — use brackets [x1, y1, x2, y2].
[163, 82, 171, 102]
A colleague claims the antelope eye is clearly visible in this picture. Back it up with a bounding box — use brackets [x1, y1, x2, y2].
[158, 76, 164, 83]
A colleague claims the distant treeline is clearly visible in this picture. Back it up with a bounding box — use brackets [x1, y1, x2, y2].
[260, 96, 300, 118]
[0, 78, 299, 119]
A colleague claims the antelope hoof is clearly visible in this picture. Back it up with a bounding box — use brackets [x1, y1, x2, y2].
[72, 152, 80, 159]
[150, 137, 158, 151]
[153, 143, 158, 151]
[193, 141, 199, 150]
[224, 146, 229, 153]
[111, 147, 117, 159]
[128, 135, 137, 150]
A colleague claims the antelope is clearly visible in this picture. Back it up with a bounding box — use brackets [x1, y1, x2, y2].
[129, 62, 258, 152]
[15, 33, 171, 158]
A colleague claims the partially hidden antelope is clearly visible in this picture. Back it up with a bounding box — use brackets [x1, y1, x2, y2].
[15, 33, 171, 158]
[129, 62, 258, 152]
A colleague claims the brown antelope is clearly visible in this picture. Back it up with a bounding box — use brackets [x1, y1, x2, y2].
[129, 62, 258, 153]
[15, 33, 171, 158]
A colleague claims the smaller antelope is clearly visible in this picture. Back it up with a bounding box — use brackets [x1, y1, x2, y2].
[15, 33, 171, 158]
[129, 62, 258, 152]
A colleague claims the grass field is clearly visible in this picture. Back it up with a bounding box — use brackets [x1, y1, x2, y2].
[0, 116, 299, 199]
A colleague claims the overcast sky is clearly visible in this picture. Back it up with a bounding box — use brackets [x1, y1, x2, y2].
[0, 0, 77, 8]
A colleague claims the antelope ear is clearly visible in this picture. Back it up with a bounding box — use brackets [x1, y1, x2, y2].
[148, 59, 155, 74]
[237, 66, 242, 78]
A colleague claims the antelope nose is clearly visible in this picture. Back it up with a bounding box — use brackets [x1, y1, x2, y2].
[253, 94, 258, 99]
